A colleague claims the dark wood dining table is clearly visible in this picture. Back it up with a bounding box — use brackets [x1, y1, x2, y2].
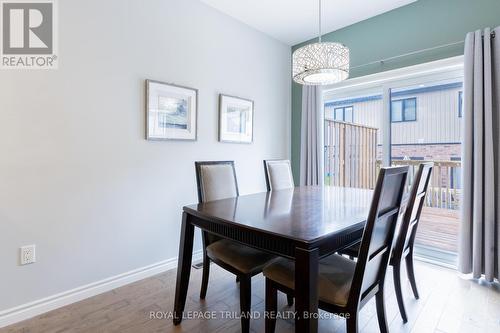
[173, 186, 374, 333]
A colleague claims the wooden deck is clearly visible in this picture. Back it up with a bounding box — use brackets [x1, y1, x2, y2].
[415, 206, 460, 253]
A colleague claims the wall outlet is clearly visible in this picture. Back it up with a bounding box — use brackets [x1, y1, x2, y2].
[20, 245, 36, 265]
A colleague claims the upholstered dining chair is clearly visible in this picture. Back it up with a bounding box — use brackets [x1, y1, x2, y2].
[263, 159, 295, 307]
[194, 161, 276, 333]
[339, 162, 433, 323]
[263, 159, 294, 191]
[263, 166, 409, 333]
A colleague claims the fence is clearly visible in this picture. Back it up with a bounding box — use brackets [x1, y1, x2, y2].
[324, 119, 378, 189]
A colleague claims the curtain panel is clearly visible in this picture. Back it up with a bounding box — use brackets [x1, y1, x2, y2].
[300, 86, 324, 186]
[459, 27, 500, 282]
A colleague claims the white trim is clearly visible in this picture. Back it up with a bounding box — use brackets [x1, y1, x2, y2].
[323, 55, 464, 96]
[0, 250, 203, 328]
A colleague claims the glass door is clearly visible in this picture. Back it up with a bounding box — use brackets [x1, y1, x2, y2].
[390, 76, 463, 265]
[323, 57, 463, 266]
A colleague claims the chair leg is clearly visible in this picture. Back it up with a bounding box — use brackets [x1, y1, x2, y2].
[346, 312, 358, 333]
[376, 290, 389, 333]
[393, 263, 408, 323]
[199, 254, 210, 299]
[239, 276, 251, 333]
[406, 252, 420, 299]
[286, 293, 294, 306]
[265, 279, 277, 333]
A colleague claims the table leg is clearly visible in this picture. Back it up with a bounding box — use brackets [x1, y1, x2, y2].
[173, 212, 195, 325]
[294, 247, 319, 333]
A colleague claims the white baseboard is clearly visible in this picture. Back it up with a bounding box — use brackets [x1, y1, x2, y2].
[0, 250, 203, 328]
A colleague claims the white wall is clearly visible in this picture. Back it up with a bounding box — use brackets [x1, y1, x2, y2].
[0, 0, 290, 314]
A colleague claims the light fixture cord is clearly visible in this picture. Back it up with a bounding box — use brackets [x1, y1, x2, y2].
[318, 0, 322, 43]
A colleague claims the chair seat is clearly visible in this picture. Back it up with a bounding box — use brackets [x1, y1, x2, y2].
[263, 254, 356, 306]
[206, 239, 276, 275]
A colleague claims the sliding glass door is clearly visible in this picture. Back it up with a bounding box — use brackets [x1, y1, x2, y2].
[389, 77, 463, 265]
[323, 58, 463, 265]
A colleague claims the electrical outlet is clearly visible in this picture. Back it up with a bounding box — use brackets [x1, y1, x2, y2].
[20, 245, 36, 265]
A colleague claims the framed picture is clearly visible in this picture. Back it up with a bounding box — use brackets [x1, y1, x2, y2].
[218, 94, 254, 143]
[146, 80, 197, 141]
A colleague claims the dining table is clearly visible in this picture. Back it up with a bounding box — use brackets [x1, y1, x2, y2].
[173, 185, 374, 333]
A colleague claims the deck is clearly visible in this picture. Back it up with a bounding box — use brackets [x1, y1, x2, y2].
[415, 206, 460, 254]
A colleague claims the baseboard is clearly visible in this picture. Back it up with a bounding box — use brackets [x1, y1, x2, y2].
[0, 250, 203, 328]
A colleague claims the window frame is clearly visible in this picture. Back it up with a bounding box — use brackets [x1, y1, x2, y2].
[391, 97, 417, 123]
[450, 157, 462, 189]
[333, 105, 354, 123]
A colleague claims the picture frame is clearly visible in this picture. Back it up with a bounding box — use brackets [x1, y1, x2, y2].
[218, 94, 254, 144]
[146, 79, 198, 141]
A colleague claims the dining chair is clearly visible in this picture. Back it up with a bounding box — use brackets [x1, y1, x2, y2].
[263, 166, 409, 333]
[194, 161, 276, 333]
[263, 159, 295, 307]
[263, 159, 294, 191]
[339, 162, 433, 323]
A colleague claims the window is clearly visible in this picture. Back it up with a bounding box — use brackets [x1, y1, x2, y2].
[458, 91, 463, 117]
[333, 106, 353, 122]
[391, 98, 417, 122]
[450, 157, 462, 189]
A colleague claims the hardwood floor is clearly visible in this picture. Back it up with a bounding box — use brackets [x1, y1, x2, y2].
[3, 260, 499, 333]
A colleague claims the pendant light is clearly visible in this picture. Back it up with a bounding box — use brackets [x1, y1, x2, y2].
[292, 0, 350, 85]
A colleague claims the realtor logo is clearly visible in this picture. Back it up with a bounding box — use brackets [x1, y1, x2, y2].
[1, 0, 58, 69]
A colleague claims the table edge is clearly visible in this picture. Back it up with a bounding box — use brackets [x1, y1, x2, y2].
[182, 205, 367, 248]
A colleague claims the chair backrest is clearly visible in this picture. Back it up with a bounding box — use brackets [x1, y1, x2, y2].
[349, 166, 408, 308]
[195, 161, 239, 203]
[393, 163, 433, 257]
[263, 159, 294, 191]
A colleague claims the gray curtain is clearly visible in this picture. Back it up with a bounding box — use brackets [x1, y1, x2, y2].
[300, 86, 324, 186]
[459, 27, 500, 282]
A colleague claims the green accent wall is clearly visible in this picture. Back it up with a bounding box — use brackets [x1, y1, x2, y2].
[291, 0, 500, 183]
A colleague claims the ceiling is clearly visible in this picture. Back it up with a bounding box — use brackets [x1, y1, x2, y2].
[200, 0, 417, 45]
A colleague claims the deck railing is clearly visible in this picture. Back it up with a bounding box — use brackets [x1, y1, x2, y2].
[389, 159, 461, 210]
[324, 119, 378, 189]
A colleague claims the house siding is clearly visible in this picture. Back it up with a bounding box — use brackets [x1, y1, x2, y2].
[325, 86, 463, 146]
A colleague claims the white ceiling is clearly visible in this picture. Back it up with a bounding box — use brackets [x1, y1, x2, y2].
[200, 0, 417, 45]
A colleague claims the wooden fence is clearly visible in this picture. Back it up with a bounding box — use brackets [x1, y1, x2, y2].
[324, 119, 378, 189]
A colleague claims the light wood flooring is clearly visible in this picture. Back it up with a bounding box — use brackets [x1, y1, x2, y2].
[2, 260, 499, 333]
